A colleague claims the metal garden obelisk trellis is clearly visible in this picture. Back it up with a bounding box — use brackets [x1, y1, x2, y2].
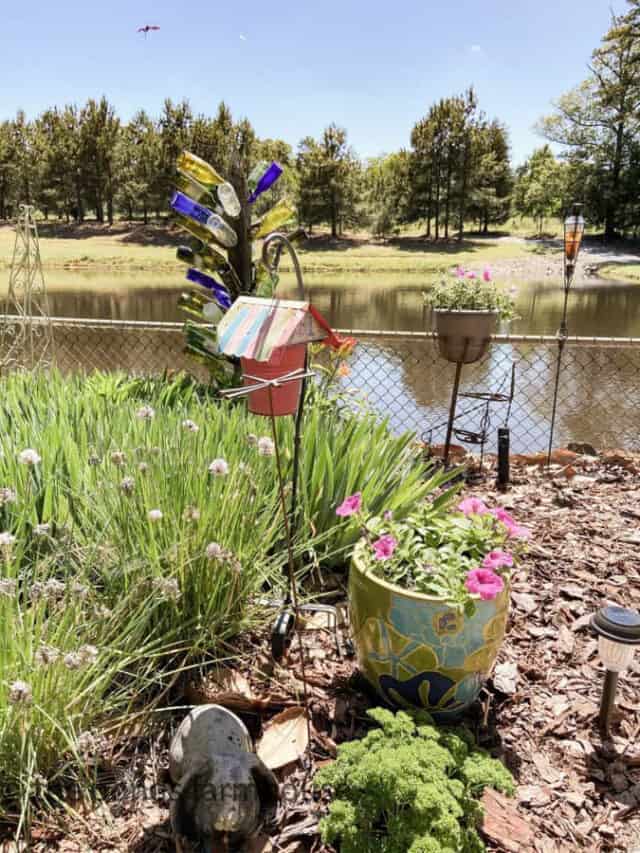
[0, 204, 54, 372]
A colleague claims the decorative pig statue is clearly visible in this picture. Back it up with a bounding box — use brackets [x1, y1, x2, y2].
[169, 704, 279, 852]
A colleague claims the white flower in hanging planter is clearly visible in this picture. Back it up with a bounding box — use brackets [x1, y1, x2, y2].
[18, 449, 41, 466]
[208, 459, 229, 477]
[182, 419, 199, 433]
[147, 509, 163, 522]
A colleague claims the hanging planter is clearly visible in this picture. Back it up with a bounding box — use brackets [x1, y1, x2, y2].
[425, 267, 517, 365]
[241, 343, 307, 416]
[217, 297, 354, 417]
[433, 309, 498, 364]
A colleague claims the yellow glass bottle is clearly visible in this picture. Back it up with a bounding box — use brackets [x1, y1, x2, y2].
[176, 243, 228, 273]
[175, 173, 211, 204]
[174, 212, 220, 247]
[253, 199, 296, 239]
[177, 151, 224, 189]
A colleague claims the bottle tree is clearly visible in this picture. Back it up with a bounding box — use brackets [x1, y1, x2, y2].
[170, 148, 295, 384]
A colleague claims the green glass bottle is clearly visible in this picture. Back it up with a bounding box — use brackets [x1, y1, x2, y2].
[177, 245, 243, 299]
[175, 173, 211, 204]
[179, 292, 224, 323]
[253, 199, 296, 238]
[248, 160, 269, 194]
[254, 261, 279, 298]
[177, 244, 228, 273]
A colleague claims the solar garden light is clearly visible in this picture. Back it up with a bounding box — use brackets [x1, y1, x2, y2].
[547, 203, 585, 466]
[590, 605, 640, 735]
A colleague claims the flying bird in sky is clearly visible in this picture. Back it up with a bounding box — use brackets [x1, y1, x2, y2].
[137, 25, 160, 37]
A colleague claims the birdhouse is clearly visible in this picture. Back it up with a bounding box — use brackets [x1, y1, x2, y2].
[217, 296, 348, 416]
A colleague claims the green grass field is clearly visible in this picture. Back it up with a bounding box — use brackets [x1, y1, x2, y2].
[599, 263, 640, 283]
[0, 222, 556, 280]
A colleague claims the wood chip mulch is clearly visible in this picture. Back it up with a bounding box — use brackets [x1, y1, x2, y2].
[16, 452, 640, 853]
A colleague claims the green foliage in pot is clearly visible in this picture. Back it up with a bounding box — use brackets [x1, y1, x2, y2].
[338, 493, 529, 614]
[425, 267, 517, 320]
[315, 708, 515, 853]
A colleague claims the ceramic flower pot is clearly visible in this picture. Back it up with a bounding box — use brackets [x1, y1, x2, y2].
[349, 551, 510, 718]
[433, 309, 498, 364]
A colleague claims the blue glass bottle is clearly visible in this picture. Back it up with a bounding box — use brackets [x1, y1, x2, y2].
[186, 268, 232, 309]
[247, 162, 283, 204]
[170, 191, 238, 247]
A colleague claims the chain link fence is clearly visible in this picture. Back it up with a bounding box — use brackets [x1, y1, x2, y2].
[1, 315, 639, 454]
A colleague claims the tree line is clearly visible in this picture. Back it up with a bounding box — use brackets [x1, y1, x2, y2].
[1, 0, 638, 240]
[0, 94, 511, 240]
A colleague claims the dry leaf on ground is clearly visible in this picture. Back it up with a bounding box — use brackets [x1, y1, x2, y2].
[257, 707, 309, 769]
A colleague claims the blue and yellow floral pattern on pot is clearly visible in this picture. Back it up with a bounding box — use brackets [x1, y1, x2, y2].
[349, 551, 509, 717]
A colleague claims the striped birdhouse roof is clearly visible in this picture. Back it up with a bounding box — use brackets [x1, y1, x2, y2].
[217, 297, 332, 362]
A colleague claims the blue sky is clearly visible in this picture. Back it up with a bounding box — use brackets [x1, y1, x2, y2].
[2, 0, 626, 164]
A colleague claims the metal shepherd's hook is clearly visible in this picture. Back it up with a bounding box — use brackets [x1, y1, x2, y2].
[262, 232, 308, 521]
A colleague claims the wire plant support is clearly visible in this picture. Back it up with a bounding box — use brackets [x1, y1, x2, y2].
[439, 341, 515, 470]
[0, 204, 54, 373]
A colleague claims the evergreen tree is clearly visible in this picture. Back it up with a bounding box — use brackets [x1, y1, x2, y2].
[513, 145, 566, 234]
[538, 6, 640, 238]
[296, 125, 361, 237]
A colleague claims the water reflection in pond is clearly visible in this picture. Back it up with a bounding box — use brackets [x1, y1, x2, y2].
[7, 270, 639, 452]
[36, 270, 640, 338]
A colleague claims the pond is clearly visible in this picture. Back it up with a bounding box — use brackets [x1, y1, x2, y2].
[3, 270, 639, 452]
[32, 270, 640, 337]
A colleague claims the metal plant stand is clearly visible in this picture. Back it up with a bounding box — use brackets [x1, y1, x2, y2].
[433, 353, 515, 472]
[0, 205, 54, 373]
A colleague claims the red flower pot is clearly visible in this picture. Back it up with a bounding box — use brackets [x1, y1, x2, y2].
[241, 343, 306, 416]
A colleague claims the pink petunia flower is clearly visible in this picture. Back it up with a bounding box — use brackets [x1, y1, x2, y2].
[455, 266, 465, 278]
[490, 507, 531, 539]
[372, 534, 397, 561]
[336, 492, 362, 517]
[466, 271, 477, 279]
[457, 497, 490, 517]
[509, 524, 531, 540]
[482, 550, 514, 571]
[483, 268, 492, 282]
[465, 568, 505, 601]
